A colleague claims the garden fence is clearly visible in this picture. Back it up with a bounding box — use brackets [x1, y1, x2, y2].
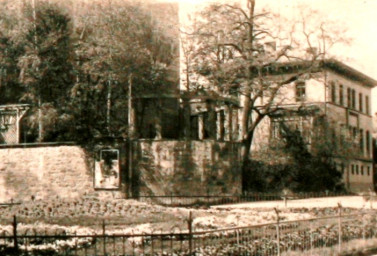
[0, 204, 377, 255]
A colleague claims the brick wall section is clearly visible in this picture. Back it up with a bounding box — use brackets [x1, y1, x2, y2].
[0, 145, 95, 202]
[133, 140, 242, 196]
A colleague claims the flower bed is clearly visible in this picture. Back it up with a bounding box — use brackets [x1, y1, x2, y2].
[0, 197, 371, 255]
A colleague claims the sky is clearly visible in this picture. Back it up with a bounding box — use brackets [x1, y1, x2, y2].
[167, 0, 377, 114]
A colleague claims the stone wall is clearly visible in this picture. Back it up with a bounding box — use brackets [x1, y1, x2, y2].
[0, 140, 243, 202]
[132, 140, 242, 196]
[0, 144, 95, 202]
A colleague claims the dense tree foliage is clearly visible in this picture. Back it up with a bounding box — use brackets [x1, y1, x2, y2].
[244, 118, 346, 192]
[0, 1, 25, 104]
[0, 0, 176, 144]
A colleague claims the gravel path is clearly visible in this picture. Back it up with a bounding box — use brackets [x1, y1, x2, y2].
[212, 196, 373, 209]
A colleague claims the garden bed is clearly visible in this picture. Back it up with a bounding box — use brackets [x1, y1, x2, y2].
[0, 197, 356, 232]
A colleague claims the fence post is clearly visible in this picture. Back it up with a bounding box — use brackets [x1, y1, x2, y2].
[13, 215, 18, 252]
[309, 220, 313, 256]
[338, 203, 342, 254]
[187, 211, 193, 255]
[103, 220, 106, 256]
[283, 190, 288, 207]
[362, 211, 366, 241]
[274, 208, 281, 256]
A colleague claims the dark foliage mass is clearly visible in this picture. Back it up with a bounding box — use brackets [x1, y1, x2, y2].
[0, 0, 176, 145]
[244, 121, 344, 193]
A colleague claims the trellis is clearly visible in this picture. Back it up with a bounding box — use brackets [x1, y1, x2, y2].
[0, 104, 30, 144]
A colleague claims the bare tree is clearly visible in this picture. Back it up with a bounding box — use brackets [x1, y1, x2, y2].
[181, 0, 349, 189]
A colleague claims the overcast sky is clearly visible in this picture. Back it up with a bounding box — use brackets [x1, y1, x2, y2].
[171, 0, 377, 114]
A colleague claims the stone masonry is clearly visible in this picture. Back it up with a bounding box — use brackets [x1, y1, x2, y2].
[0, 145, 95, 202]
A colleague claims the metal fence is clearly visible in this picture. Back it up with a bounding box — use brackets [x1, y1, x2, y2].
[0, 205, 376, 255]
[135, 191, 353, 207]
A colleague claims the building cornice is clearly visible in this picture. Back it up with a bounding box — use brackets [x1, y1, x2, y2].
[254, 59, 377, 88]
[323, 59, 377, 88]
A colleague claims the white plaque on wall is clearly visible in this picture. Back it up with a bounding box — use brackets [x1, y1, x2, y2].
[94, 149, 120, 189]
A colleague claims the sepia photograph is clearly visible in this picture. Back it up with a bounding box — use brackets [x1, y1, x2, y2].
[0, 0, 376, 255]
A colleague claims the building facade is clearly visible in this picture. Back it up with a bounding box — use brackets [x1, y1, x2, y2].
[252, 60, 376, 192]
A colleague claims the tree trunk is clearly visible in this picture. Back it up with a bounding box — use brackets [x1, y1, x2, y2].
[240, 0, 258, 192]
[241, 114, 264, 192]
[38, 97, 43, 142]
[107, 80, 112, 134]
[241, 127, 254, 192]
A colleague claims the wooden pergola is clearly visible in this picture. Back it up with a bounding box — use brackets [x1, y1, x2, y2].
[0, 104, 30, 144]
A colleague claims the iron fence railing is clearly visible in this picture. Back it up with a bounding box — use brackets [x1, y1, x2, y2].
[0, 205, 376, 255]
[135, 191, 354, 207]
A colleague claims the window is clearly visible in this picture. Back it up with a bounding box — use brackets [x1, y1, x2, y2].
[359, 93, 363, 112]
[348, 126, 353, 138]
[351, 89, 356, 109]
[347, 88, 351, 107]
[271, 120, 279, 139]
[356, 165, 359, 175]
[360, 129, 364, 153]
[366, 96, 370, 115]
[330, 82, 336, 103]
[351, 164, 354, 175]
[270, 116, 311, 144]
[352, 127, 357, 140]
[366, 130, 371, 155]
[295, 81, 306, 102]
[361, 166, 364, 175]
[339, 85, 344, 105]
[368, 166, 370, 176]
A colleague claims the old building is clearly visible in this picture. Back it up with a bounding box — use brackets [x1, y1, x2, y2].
[252, 60, 376, 192]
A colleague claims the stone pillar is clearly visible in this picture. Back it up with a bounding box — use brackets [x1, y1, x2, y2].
[232, 108, 238, 141]
[225, 105, 232, 141]
[154, 99, 162, 139]
[198, 114, 204, 140]
[216, 111, 224, 141]
[154, 120, 162, 139]
[182, 98, 191, 139]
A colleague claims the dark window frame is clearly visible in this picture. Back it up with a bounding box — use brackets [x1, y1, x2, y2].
[366, 95, 370, 115]
[347, 88, 351, 107]
[330, 82, 336, 103]
[339, 84, 344, 105]
[359, 93, 363, 112]
[295, 81, 306, 102]
[351, 89, 356, 109]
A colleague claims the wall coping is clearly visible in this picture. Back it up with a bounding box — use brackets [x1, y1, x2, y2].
[134, 139, 243, 144]
[0, 142, 77, 149]
[0, 140, 243, 149]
